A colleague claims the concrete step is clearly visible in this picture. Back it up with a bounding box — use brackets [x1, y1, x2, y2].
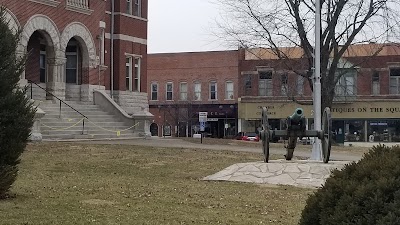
[42, 114, 118, 120]
[38, 100, 140, 140]
[41, 129, 136, 135]
[42, 133, 139, 140]
[42, 111, 112, 116]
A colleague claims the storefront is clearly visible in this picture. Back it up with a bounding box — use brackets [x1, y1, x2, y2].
[238, 100, 400, 143]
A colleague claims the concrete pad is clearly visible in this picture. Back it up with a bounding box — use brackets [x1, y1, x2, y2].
[203, 160, 352, 188]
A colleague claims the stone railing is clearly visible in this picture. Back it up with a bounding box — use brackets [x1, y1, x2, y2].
[66, 0, 93, 15]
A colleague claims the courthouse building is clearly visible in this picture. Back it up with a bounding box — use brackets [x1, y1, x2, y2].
[1, 0, 152, 139]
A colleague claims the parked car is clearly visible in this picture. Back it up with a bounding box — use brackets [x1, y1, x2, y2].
[234, 132, 260, 142]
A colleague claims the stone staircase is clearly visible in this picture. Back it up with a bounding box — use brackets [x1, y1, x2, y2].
[37, 100, 140, 140]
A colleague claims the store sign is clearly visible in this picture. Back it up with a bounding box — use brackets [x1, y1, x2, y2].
[239, 101, 400, 119]
[207, 118, 219, 121]
[199, 112, 208, 122]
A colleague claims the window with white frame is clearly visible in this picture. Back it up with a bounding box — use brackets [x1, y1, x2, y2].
[390, 68, 400, 94]
[180, 82, 187, 100]
[133, 57, 140, 91]
[335, 69, 356, 96]
[258, 71, 272, 96]
[126, 0, 132, 14]
[134, 0, 141, 17]
[151, 83, 158, 100]
[296, 75, 304, 95]
[166, 82, 173, 100]
[194, 82, 201, 100]
[372, 71, 380, 95]
[225, 81, 234, 100]
[209, 81, 217, 100]
[125, 54, 141, 92]
[125, 57, 132, 91]
[280, 74, 288, 96]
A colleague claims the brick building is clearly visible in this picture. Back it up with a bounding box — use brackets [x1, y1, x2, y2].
[148, 44, 400, 143]
[147, 51, 239, 138]
[238, 44, 400, 143]
[1, 0, 152, 138]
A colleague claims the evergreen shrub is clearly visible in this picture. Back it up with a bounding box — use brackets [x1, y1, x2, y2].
[0, 7, 35, 198]
[299, 145, 400, 225]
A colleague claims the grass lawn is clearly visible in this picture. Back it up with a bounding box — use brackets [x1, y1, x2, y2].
[0, 142, 314, 225]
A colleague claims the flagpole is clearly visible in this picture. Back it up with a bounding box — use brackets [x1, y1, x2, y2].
[311, 0, 322, 160]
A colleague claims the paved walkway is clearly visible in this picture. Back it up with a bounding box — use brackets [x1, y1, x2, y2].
[203, 160, 351, 188]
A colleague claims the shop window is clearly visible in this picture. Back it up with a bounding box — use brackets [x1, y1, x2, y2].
[166, 82, 173, 100]
[258, 71, 272, 96]
[180, 82, 187, 100]
[151, 83, 158, 100]
[281, 74, 288, 96]
[194, 82, 201, 100]
[225, 81, 234, 100]
[389, 68, 400, 94]
[372, 71, 380, 95]
[344, 120, 364, 142]
[209, 81, 217, 100]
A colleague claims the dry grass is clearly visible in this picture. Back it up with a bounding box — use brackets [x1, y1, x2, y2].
[0, 142, 314, 225]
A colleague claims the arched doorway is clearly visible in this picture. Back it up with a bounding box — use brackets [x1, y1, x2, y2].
[150, 123, 158, 136]
[25, 30, 56, 100]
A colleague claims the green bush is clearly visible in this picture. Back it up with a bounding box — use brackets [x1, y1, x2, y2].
[299, 145, 400, 225]
[0, 7, 35, 199]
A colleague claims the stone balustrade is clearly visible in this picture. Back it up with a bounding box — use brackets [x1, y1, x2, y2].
[66, 0, 89, 9]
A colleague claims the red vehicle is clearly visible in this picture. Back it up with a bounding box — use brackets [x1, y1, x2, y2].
[235, 132, 260, 142]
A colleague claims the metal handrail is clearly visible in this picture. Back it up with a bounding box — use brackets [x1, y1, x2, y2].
[28, 80, 87, 134]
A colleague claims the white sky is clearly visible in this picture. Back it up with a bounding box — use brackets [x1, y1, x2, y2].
[147, 0, 228, 53]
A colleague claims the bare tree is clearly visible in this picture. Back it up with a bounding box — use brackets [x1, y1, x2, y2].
[213, 0, 400, 110]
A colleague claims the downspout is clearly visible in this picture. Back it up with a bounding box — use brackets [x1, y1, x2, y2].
[110, 0, 115, 99]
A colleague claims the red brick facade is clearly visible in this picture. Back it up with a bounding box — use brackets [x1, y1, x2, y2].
[148, 45, 400, 142]
[147, 51, 239, 137]
[1, 0, 148, 98]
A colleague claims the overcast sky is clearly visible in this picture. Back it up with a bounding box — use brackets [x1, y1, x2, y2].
[147, 0, 228, 53]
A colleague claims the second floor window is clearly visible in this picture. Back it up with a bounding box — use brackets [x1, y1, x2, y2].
[281, 74, 288, 96]
[335, 69, 356, 96]
[225, 81, 234, 100]
[134, 0, 141, 17]
[296, 75, 304, 95]
[126, 0, 132, 14]
[180, 82, 187, 100]
[194, 82, 201, 100]
[390, 68, 400, 95]
[166, 83, 173, 100]
[259, 71, 272, 96]
[372, 71, 380, 95]
[209, 81, 217, 100]
[151, 83, 158, 100]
